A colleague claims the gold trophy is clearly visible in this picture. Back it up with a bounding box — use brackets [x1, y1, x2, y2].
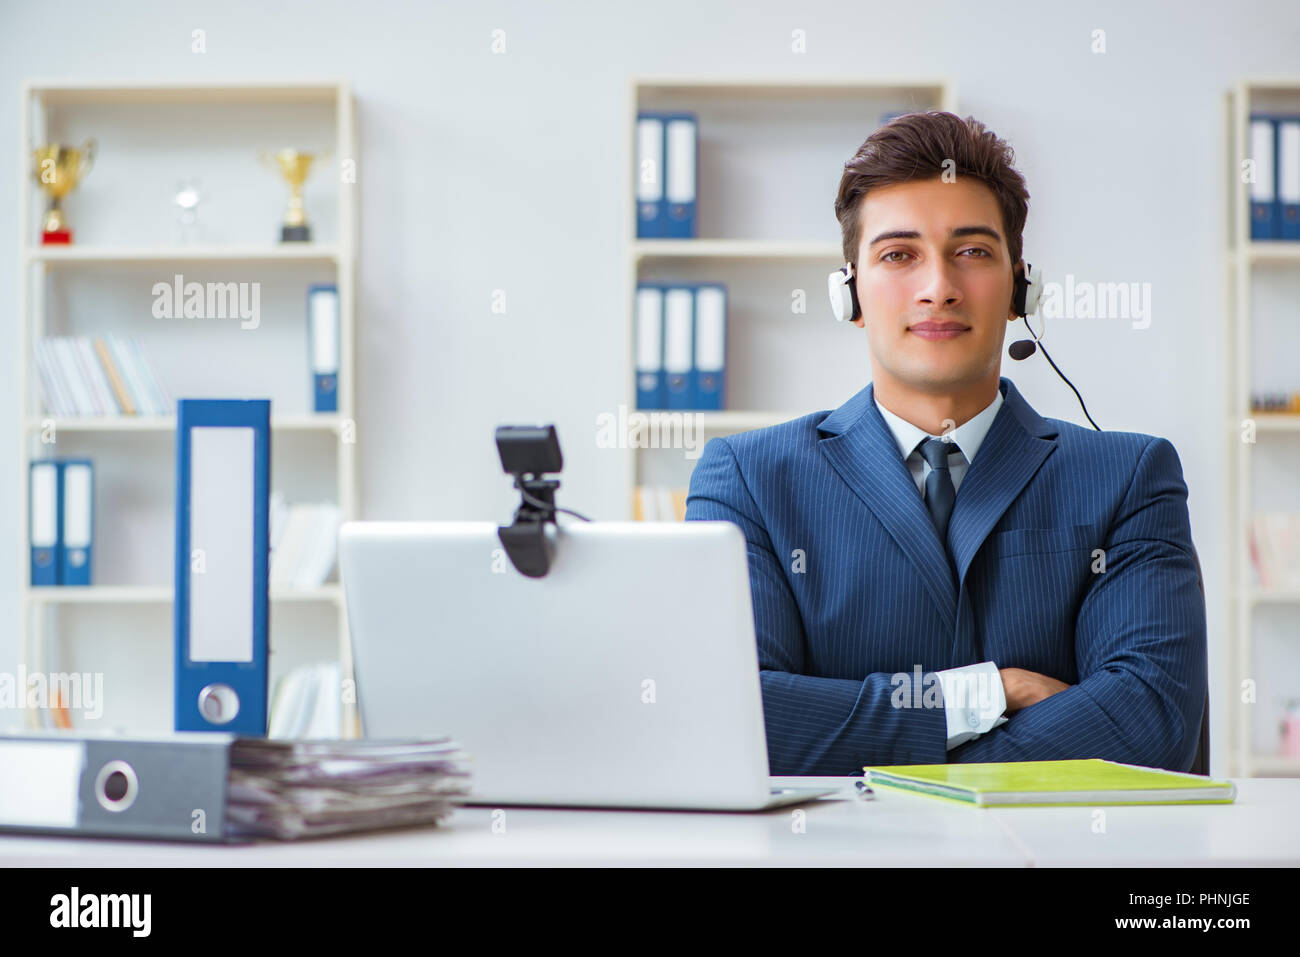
[261, 148, 328, 242]
[32, 140, 96, 244]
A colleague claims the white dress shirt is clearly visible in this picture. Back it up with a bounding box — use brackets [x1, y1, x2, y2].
[873, 385, 1010, 750]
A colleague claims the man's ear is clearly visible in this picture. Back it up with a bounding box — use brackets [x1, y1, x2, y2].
[1008, 259, 1025, 321]
[852, 316, 864, 329]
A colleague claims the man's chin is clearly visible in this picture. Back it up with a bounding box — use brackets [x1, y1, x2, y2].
[888, 360, 995, 394]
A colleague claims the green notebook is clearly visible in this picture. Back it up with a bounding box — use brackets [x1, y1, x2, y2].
[862, 759, 1237, 807]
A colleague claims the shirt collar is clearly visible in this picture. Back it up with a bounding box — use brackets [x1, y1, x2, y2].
[873, 384, 1004, 465]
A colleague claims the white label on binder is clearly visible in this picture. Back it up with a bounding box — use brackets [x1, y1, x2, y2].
[694, 287, 726, 372]
[31, 463, 58, 547]
[663, 289, 694, 374]
[636, 287, 664, 372]
[62, 463, 92, 548]
[0, 740, 84, 828]
[666, 119, 696, 204]
[1279, 121, 1300, 203]
[310, 289, 340, 375]
[1250, 119, 1275, 202]
[636, 117, 664, 202]
[190, 427, 254, 664]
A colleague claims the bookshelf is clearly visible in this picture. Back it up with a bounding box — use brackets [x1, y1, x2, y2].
[1225, 79, 1300, 776]
[625, 76, 956, 514]
[16, 79, 358, 735]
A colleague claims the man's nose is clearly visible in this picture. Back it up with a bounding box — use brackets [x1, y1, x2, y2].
[914, 258, 963, 308]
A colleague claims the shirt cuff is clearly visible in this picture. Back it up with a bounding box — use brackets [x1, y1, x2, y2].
[937, 661, 1008, 751]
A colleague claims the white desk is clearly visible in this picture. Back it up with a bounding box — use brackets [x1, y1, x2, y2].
[1, 778, 1296, 867]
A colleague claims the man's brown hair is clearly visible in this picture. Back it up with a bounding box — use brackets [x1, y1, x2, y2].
[834, 111, 1030, 273]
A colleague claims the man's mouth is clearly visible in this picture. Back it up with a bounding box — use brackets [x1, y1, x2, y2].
[909, 320, 970, 340]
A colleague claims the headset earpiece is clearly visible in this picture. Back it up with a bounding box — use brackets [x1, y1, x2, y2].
[1012, 261, 1042, 318]
[828, 262, 861, 322]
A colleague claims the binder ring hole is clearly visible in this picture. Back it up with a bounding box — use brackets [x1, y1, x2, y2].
[198, 683, 240, 725]
[94, 760, 138, 813]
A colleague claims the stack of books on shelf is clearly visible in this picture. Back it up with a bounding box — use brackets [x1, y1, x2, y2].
[1251, 390, 1300, 413]
[269, 494, 341, 588]
[35, 335, 172, 417]
[633, 485, 687, 521]
[1248, 513, 1300, 590]
[269, 662, 344, 739]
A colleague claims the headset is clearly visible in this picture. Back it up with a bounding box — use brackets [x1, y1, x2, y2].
[826, 259, 1100, 430]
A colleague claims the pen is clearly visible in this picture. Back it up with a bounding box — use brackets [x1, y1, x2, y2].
[855, 780, 875, 800]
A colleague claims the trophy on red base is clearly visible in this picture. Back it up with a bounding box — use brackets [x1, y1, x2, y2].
[33, 140, 96, 245]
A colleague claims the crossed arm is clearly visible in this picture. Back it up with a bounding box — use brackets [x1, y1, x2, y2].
[684, 434, 1207, 776]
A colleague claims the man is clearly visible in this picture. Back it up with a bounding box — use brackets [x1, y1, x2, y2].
[684, 112, 1206, 776]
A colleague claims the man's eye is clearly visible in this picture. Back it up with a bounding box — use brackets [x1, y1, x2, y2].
[881, 251, 910, 263]
[960, 248, 991, 257]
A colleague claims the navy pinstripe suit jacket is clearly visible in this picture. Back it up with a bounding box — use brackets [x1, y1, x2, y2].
[684, 376, 1207, 776]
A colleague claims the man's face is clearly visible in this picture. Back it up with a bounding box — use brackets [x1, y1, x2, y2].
[852, 176, 1018, 393]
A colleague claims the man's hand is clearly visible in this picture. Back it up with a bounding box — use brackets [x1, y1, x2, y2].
[998, 668, 1071, 714]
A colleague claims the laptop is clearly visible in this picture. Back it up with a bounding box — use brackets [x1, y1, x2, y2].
[338, 519, 836, 811]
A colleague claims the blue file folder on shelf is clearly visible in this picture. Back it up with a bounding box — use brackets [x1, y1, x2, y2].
[636, 283, 666, 409]
[28, 459, 94, 586]
[1250, 114, 1278, 240]
[691, 284, 727, 411]
[636, 113, 667, 238]
[1280, 117, 1300, 241]
[663, 113, 698, 239]
[28, 460, 60, 586]
[174, 399, 271, 736]
[662, 286, 695, 410]
[59, 459, 94, 586]
[308, 284, 340, 413]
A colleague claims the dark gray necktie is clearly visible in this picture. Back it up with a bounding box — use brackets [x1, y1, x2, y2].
[917, 437, 957, 545]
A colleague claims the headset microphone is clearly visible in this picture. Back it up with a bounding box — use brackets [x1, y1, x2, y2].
[1006, 262, 1101, 430]
[1007, 338, 1036, 360]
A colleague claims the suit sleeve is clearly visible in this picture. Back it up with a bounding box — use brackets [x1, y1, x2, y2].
[685, 436, 948, 775]
[949, 436, 1207, 772]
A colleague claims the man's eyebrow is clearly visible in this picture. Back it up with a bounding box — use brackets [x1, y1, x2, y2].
[867, 225, 1003, 246]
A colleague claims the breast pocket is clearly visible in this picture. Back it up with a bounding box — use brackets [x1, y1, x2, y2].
[987, 523, 1097, 559]
[977, 524, 1096, 675]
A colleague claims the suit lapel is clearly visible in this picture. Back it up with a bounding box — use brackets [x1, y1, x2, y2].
[817, 383, 959, 633]
[816, 376, 1060, 633]
[947, 379, 1059, 589]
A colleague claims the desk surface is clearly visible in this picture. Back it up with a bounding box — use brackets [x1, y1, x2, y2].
[2, 778, 1297, 867]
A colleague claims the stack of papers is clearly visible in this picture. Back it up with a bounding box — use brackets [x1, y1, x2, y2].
[226, 738, 472, 840]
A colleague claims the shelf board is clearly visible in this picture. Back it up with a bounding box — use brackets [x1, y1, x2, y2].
[26, 415, 348, 433]
[629, 410, 807, 436]
[26, 584, 343, 605]
[633, 76, 950, 98]
[696, 410, 807, 431]
[26, 79, 346, 105]
[24, 245, 341, 265]
[1243, 588, 1300, 604]
[1233, 242, 1300, 263]
[1248, 412, 1300, 430]
[634, 239, 842, 261]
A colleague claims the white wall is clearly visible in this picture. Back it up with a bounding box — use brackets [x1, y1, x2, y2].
[2, 0, 1298, 773]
